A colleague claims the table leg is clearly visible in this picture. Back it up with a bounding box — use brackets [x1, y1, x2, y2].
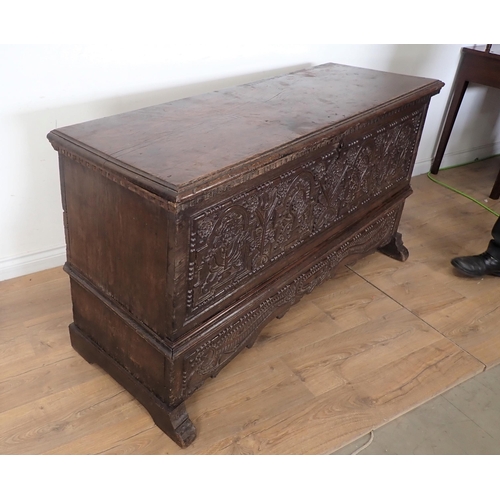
[430, 77, 469, 175]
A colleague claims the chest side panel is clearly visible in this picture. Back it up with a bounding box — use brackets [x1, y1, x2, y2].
[60, 152, 170, 337]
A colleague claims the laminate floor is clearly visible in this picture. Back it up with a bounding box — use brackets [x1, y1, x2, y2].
[335, 156, 500, 455]
[1, 157, 500, 455]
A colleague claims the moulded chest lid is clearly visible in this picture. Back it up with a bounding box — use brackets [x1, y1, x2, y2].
[49, 63, 443, 195]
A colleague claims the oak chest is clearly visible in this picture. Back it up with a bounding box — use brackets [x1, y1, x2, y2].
[47, 63, 443, 447]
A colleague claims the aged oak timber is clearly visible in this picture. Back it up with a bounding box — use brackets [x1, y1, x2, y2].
[47, 63, 443, 447]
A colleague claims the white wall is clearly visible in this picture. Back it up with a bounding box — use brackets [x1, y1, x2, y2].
[2, 44, 500, 280]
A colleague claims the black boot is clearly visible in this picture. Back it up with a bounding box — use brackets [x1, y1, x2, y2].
[451, 252, 500, 277]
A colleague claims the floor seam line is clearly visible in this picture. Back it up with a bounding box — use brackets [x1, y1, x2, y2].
[442, 396, 498, 440]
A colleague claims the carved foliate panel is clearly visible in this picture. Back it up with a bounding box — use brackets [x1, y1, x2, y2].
[186, 109, 422, 318]
[176, 207, 399, 404]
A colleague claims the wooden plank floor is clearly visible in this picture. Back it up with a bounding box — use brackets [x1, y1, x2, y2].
[1, 157, 500, 455]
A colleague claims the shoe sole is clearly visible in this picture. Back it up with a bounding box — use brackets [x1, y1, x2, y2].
[451, 262, 500, 277]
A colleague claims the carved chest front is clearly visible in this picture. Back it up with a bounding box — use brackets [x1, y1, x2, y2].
[47, 63, 443, 447]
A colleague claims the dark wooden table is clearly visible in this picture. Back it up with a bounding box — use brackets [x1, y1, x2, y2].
[430, 44, 500, 198]
[48, 64, 443, 447]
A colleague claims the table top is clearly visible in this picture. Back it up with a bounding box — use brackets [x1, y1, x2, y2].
[48, 63, 443, 196]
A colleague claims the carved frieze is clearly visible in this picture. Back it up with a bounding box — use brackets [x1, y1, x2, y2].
[187, 111, 422, 318]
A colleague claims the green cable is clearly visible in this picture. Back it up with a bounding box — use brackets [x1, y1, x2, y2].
[426, 155, 500, 217]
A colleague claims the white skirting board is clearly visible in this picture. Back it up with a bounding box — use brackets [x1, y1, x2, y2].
[413, 141, 500, 177]
[0, 246, 66, 282]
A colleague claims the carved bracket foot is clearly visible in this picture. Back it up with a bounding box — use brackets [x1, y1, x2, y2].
[148, 402, 196, 449]
[378, 232, 409, 262]
[69, 323, 197, 448]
